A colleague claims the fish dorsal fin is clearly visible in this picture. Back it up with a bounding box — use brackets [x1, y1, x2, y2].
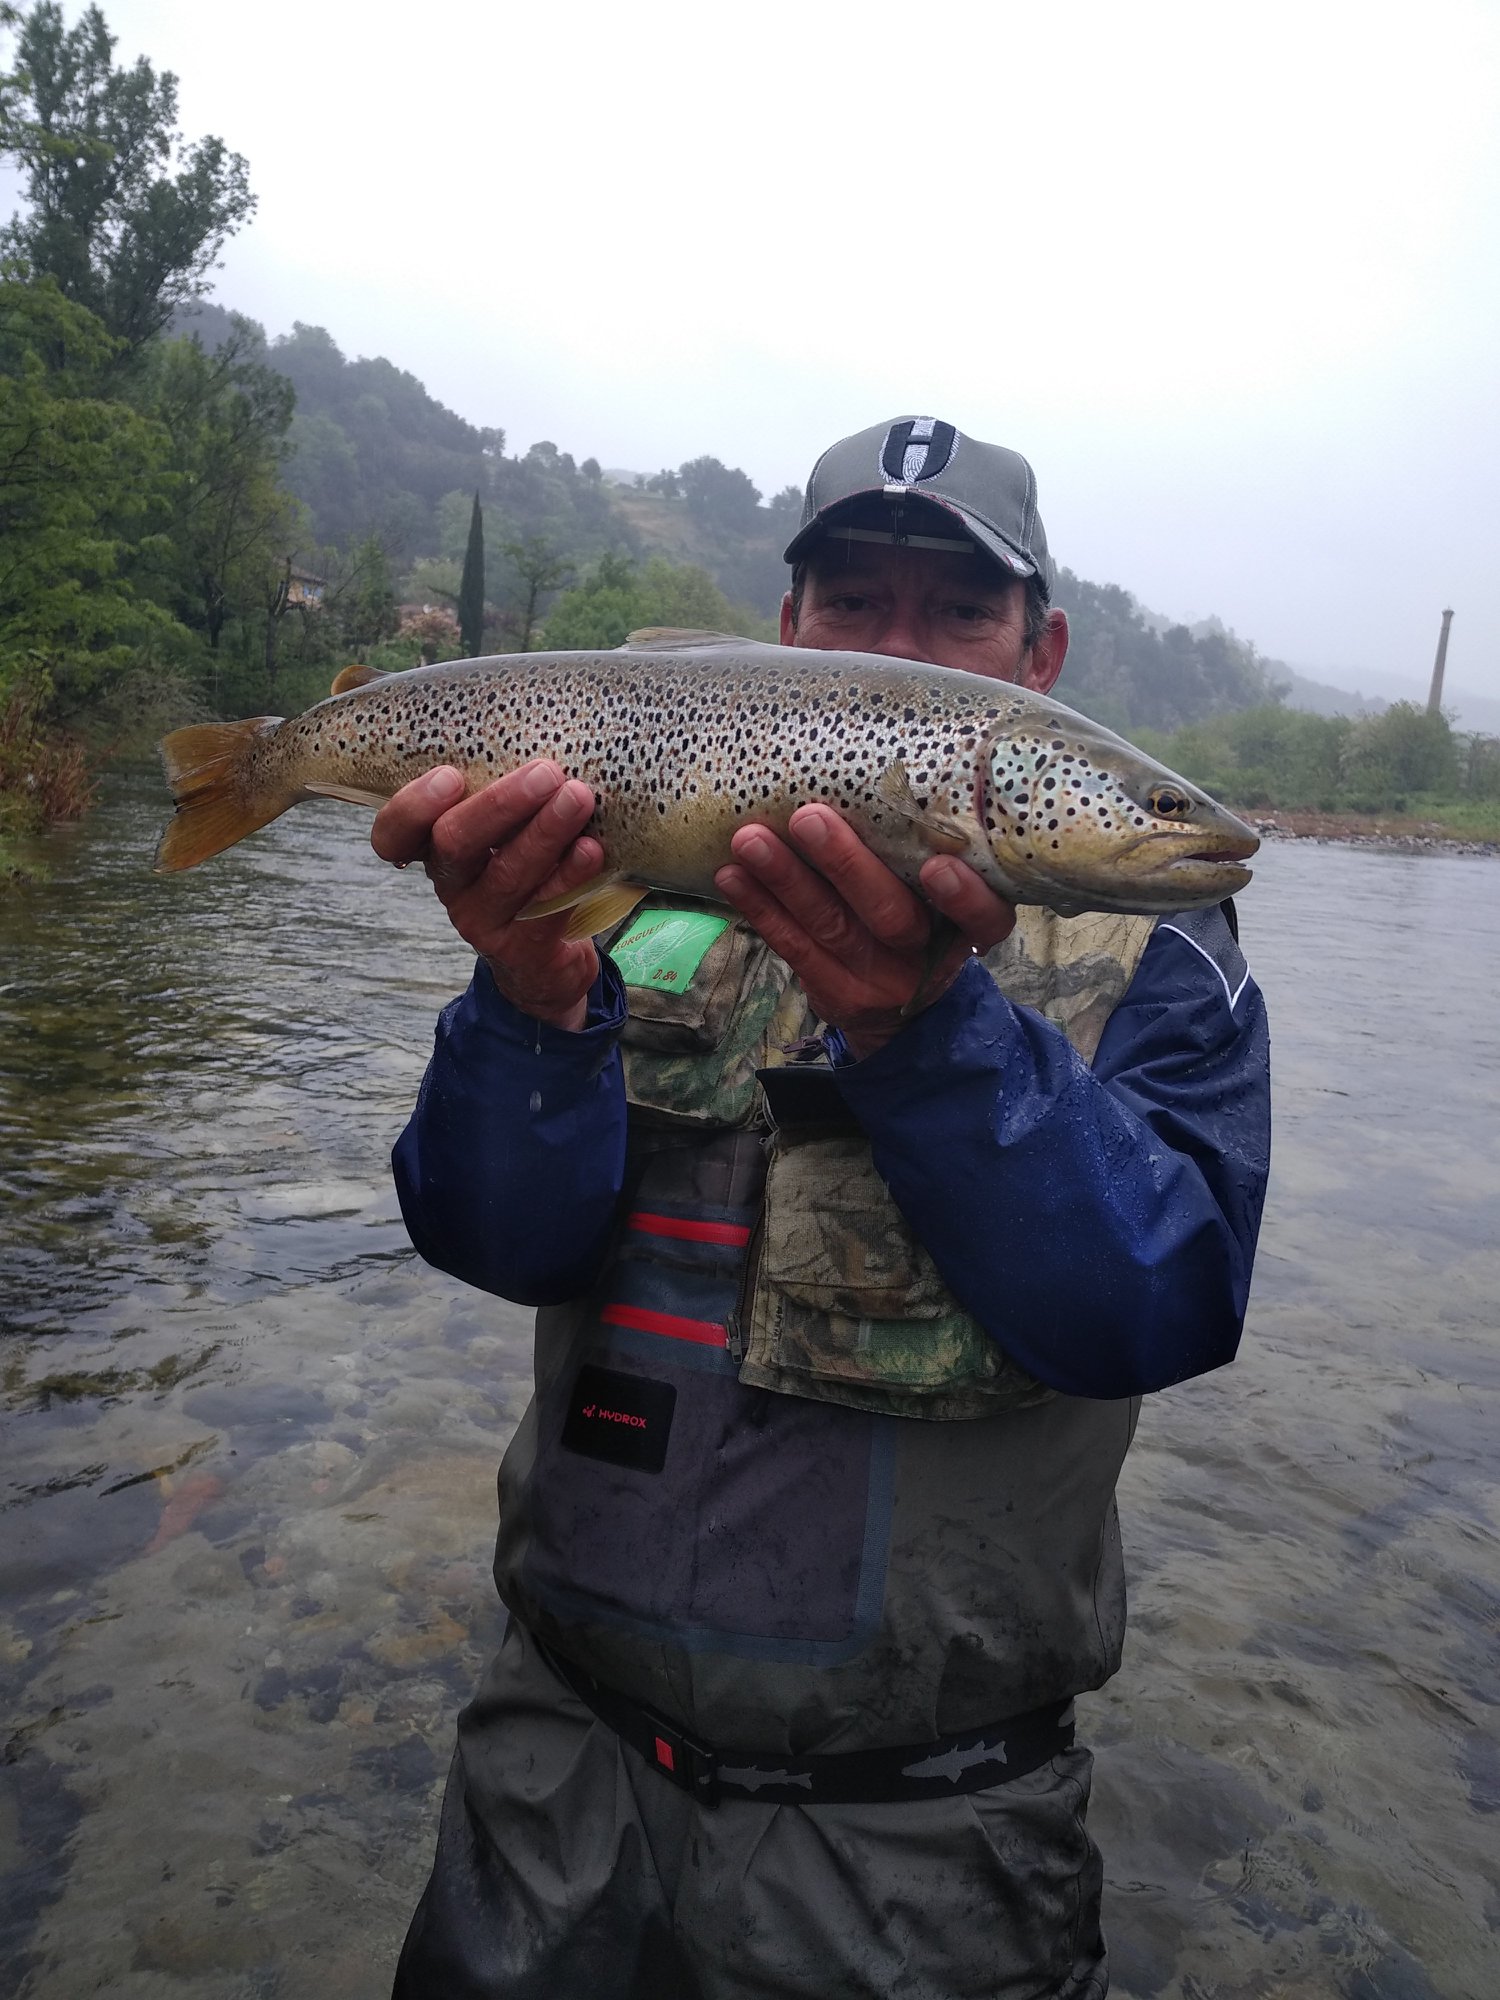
[623, 627, 744, 652]
[330, 662, 389, 695]
[876, 760, 970, 855]
[518, 873, 650, 942]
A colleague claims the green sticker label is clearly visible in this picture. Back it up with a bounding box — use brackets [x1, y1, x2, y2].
[612, 910, 729, 990]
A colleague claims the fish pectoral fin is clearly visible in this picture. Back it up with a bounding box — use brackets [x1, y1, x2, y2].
[623, 627, 744, 651]
[329, 662, 390, 695]
[875, 761, 971, 855]
[519, 875, 650, 942]
[303, 781, 393, 809]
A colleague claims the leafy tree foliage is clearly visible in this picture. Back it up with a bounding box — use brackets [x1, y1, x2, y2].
[1149, 701, 1486, 816]
[499, 534, 574, 653]
[273, 322, 500, 556]
[1053, 570, 1284, 734]
[543, 555, 771, 652]
[679, 455, 761, 532]
[143, 319, 301, 649]
[0, 3, 254, 353]
[0, 270, 175, 720]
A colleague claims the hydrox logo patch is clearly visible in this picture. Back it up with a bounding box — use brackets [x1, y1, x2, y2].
[562, 1363, 676, 1473]
[881, 417, 959, 485]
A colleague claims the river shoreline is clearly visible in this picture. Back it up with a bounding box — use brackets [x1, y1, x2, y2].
[1250, 807, 1500, 858]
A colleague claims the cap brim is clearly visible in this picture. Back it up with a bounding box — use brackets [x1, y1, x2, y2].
[783, 491, 1039, 580]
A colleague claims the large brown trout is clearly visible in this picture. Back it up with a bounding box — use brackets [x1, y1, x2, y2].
[155, 629, 1258, 930]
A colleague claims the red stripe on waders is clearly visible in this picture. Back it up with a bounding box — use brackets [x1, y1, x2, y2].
[600, 1303, 727, 1348]
[625, 1210, 752, 1248]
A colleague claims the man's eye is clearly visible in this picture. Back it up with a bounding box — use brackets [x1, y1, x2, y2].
[946, 603, 995, 623]
[829, 595, 873, 614]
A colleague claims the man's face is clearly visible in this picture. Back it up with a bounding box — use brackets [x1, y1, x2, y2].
[781, 539, 1068, 693]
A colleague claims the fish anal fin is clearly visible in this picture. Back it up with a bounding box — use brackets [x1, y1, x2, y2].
[519, 875, 649, 941]
[876, 760, 970, 854]
[330, 662, 389, 696]
[304, 780, 393, 809]
[623, 627, 744, 652]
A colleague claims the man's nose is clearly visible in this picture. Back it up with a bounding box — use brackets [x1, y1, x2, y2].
[865, 612, 925, 662]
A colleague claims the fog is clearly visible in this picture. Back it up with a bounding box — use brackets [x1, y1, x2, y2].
[7, 0, 1498, 701]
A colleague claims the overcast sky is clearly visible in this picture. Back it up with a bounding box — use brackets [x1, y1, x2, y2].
[8, 0, 1499, 702]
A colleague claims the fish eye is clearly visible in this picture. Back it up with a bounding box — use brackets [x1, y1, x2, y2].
[1148, 786, 1193, 818]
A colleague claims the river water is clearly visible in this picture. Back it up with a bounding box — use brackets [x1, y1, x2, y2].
[1, 772, 1496, 1999]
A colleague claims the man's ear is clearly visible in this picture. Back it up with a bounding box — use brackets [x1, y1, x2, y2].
[1021, 609, 1068, 694]
[779, 590, 796, 646]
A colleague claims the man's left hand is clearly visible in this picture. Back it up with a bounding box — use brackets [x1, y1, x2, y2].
[714, 804, 1016, 1061]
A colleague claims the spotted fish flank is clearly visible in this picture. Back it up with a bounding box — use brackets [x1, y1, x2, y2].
[154, 630, 1258, 920]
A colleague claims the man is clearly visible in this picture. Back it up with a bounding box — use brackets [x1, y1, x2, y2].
[375, 417, 1271, 1998]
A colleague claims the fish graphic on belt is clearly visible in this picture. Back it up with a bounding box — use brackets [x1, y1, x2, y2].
[154, 628, 1258, 925]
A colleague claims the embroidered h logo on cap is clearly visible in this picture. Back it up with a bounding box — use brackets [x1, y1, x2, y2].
[880, 417, 959, 486]
[784, 415, 1055, 596]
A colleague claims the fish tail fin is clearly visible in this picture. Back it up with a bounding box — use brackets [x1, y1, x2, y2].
[155, 718, 288, 872]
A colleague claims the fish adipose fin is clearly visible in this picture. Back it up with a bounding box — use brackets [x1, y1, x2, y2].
[155, 719, 289, 872]
[623, 628, 745, 651]
[520, 874, 650, 941]
[876, 760, 970, 855]
[329, 662, 390, 695]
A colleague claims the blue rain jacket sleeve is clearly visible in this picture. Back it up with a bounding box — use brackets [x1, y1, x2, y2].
[391, 959, 629, 1306]
[830, 923, 1270, 1399]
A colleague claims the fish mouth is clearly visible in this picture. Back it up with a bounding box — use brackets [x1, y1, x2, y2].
[1115, 829, 1261, 868]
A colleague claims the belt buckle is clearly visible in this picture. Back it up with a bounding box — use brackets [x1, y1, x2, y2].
[647, 1720, 720, 1807]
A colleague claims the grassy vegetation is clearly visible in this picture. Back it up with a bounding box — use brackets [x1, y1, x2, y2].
[1143, 703, 1500, 845]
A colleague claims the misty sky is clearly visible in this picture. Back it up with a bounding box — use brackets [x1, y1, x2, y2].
[7, 0, 1499, 701]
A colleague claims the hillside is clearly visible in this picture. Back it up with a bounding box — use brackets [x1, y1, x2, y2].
[171, 302, 1302, 734]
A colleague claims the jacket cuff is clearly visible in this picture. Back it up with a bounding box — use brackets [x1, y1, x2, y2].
[469, 956, 628, 1071]
[826, 957, 1021, 1085]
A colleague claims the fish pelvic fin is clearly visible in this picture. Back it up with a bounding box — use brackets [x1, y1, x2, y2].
[519, 874, 650, 942]
[876, 760, 970, 854]
[155, 719, 288, 873]
[304, 780, 392, 809]
[329, 662, 389, 695]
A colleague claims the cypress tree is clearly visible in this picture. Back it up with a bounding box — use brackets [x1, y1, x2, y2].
[458, 491, 485, 656]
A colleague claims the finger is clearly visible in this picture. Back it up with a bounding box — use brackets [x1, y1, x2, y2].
[458, 779, 598, 915]
[370, 766, 465, 864]
[715, 859, 863, 997]
[424, 770, 591, 906]
[727, 826, 863, 945]
[784, 806, 931, 950]
[421, 761, 571, 883]
[515, 834, 607, 914]
[921, 857, 1017, 952]
[434, 760, 570, 851]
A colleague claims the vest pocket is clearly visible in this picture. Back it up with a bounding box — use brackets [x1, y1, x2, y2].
[739, 1130, 1054, 1421]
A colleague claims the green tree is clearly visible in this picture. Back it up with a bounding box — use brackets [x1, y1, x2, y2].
[143, 321, 301, 651]
[0, 3, 255, 355]
[0, 270, 176, 722]
[542, 554, 763, 652]
[458, 491, 485, 657]
[500, 533, 574, 652]
[341, 534, 397, 652]
[1341, 702, 1458, 807]
[678, 455, 761, 532]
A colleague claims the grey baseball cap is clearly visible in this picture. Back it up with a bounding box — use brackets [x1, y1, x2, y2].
[783, 415, 1055, 598]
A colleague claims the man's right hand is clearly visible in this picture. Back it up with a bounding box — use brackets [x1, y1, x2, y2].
[371, 761, 604, 1033]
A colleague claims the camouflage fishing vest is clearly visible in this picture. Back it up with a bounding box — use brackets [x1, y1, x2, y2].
[607, 897, 1156, 1422]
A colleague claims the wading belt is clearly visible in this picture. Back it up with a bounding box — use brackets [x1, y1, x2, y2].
[537, 1638, 1075, 1808]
